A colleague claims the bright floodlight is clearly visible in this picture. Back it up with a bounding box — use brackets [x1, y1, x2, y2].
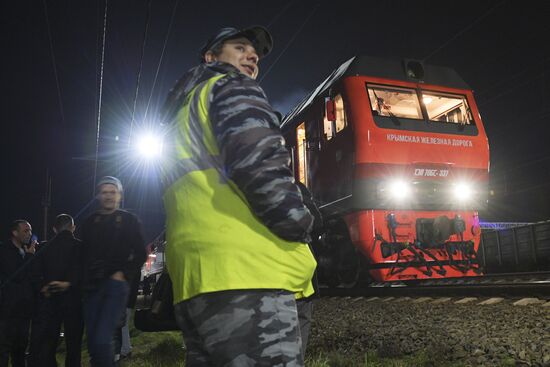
[389, 180, 410, 200]
[453, 182, 473, 201]
[136, 132, 163, 160]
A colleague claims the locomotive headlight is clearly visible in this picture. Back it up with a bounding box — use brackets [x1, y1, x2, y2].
[388, 180, 411, 199]
[453, 182, 474, 201]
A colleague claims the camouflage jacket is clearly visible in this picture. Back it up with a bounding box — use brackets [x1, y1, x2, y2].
[162, 62, 313, 243]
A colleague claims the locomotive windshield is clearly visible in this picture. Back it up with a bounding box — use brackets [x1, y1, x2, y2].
[423, 92, 472, 124]
[367, 85, 423, 119]
[367, 84, 474, 127]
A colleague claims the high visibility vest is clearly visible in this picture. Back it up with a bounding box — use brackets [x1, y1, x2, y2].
[163, 73, 317, 304]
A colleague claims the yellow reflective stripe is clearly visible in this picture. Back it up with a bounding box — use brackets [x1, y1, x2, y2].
[174, 74, 225, 159]
[175, 90, 195, 159]
[175, 85, 202, 160]
[197, 74, 224, 156]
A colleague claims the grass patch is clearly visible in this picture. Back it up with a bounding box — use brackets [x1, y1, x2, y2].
[306, 350, 471, 367]
[59, 314, 476, 366]
[63, 334, 475, 367]
[57, 311, 186, 367]
[120, 331, 185, 367]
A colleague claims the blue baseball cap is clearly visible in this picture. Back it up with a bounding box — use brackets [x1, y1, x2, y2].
[200, 26, 273, 60]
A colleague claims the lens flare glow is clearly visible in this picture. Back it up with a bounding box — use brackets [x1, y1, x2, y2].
[136, 133, 163, 160]
[389, 180, 411, 199]
[453, 182, 473, 200]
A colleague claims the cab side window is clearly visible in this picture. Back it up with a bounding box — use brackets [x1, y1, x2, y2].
[323, 94, 347, 141]
[335, 94, 347, 133]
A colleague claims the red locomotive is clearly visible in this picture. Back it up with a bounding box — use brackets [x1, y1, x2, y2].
[281, 56, 489, 285]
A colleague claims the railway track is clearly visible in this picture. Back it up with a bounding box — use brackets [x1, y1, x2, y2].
[320, 271, 550, 299]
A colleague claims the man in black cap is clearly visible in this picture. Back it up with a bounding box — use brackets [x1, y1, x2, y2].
[80, 176, 146, 367]
[28, 214, 83, 367]
[161, 26, 317, 366]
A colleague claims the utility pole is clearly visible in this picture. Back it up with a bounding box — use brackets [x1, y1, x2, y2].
[42, 170, 52, 241]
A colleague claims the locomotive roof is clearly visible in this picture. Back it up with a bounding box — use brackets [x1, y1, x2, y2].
[281, 56, 471, 128]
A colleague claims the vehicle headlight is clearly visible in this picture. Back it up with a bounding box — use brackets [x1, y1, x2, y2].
[453, 182, 474, 201]
[388, 180, 411, 200]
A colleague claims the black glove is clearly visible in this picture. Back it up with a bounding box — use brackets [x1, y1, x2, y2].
[296, 182, 323, 237]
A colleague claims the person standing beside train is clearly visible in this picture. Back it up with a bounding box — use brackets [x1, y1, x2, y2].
[161, 26, 317, 365]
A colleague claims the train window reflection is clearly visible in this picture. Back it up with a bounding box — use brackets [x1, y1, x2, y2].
[296, 122, 307, 185]
[367, 85, 422, 119]
[335, 94, 347, 133]
[423, 92, 472, 124]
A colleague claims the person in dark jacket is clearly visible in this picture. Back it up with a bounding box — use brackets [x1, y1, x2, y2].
[161, 26, 317, 366]
[80, 176, 147, 367]
[0, 220, 36, 367]
[28, 214, 83, 367]
[113, 268, 141, 362]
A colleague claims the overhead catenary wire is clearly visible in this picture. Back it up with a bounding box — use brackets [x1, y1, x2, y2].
[465, 22, 539, 82]
[127, 0, 154, 148]
[142, 0, 291, 124]
[478, 64, 549, 108]
[501, 177, 550, 196]
[475, 57, 548, 98]
[419, 2, 546, 162]
[486, 106, 550, 143]
[266, 0, 295, 28]
[42, 0, 65, 126]
[422, 0, 506, 62]
[143, 0, 180, 123]
[259, 3, 320, 83]
[497, 148, 550, 172]
[92, 0, 109, 198]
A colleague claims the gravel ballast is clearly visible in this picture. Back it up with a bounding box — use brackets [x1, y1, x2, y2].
[308, 297, 550, 366]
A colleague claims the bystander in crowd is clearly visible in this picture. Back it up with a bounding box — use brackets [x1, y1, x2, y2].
[0, 220, 36, 367]
[28, 214, 83, 367]
[80, 176, 146, 367]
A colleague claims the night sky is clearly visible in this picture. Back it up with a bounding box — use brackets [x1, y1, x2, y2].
[2, 0, 550, 241]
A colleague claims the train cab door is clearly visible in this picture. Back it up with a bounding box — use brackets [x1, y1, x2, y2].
[295, 120, 321, 190]
[296, 122, 308, 186]
[318, 94, 353, 212]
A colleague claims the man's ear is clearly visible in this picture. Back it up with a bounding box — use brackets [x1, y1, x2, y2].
[204, 50, 216, 63]
[52, 227, 58, 235]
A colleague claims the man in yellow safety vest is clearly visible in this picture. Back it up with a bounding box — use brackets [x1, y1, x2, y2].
[161, 25, 317, 366]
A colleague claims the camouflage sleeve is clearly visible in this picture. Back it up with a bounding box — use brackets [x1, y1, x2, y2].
[210, 74, 314, 243]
